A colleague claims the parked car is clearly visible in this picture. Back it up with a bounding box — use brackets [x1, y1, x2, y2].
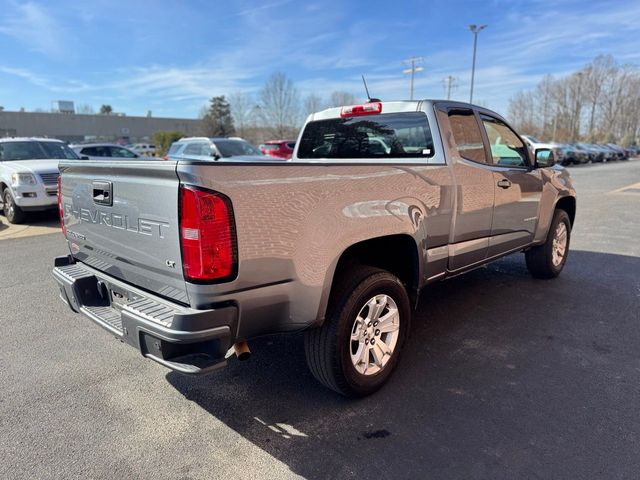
[259, 140, 296, 159]
[167, 137, 264, 161]
[53, 99, 576, 397]
[572, 143, 595, 163]
[595, 144, 617, 162]
[71, 143, 153, 160]
[624, 145, 639, 157]
[522, 135, 577, 165]
[130, 143, 157, 156]
[0, 137, 78, 223]
[550, 143, 582, 165]
[576, 143, 605, 162]
[605, 143, 628, 160]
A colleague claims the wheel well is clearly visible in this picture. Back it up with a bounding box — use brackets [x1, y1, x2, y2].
[556, 196, 576, 226]
[331, 235, 420, 305]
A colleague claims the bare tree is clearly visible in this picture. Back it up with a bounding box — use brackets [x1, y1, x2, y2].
[328, 91, 358, 107]
[303, 94, 324, 117]
[583, 55, 615, 137]
[508, 90, 537, 135]
[507, 55, 639, 144]
[259, 72, 301, 138]
[229, 91, 256, 139]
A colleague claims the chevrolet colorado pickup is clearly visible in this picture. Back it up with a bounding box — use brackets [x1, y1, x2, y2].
[52, 100, 576, 396]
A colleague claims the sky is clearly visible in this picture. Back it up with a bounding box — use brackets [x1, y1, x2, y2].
[0, 0, 639, 119]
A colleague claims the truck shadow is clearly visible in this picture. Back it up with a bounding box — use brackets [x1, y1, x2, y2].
[0, 209, 59, 226]
[166, 250, 640, 479]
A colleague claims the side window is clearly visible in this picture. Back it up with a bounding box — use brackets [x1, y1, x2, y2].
[96, 146, 111, 157]
[199, 143, 212, 156]
[81, 147, 96, 156]
[480, 116, 528, 167]
[110, 147, 137, 158]
[183, 143, 202, 156]
[447, 110, 487, 164]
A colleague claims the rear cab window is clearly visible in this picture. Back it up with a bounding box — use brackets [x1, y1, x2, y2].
[297, 112, 437, 162]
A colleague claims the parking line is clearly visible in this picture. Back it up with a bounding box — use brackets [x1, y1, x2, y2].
[609, 182, 640, 194]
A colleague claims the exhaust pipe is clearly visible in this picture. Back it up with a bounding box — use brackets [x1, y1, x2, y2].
[233, 341, 251, 361]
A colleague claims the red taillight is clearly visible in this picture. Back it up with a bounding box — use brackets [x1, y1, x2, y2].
[179, 185, 236, 282]
[340, 102, 382, 117]
[57, 176, 66, 236]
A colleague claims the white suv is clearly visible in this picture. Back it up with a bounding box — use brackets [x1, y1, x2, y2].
[0, 137, 78, 224]
[130, 143, 157, 156]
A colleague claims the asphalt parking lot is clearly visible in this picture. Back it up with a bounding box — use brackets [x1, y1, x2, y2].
[1, 159, 639, 479]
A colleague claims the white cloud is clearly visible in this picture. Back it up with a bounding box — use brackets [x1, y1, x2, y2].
[0, 66, 90, 93]
[0, 2, 68, 57]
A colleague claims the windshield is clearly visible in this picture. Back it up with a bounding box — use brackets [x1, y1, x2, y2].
[215, 139, 263, 157]
[297, 112, 435, 159]
[0, 141, 78, 161]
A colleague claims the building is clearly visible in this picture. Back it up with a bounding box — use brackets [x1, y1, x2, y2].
[0, 110, 202, 143]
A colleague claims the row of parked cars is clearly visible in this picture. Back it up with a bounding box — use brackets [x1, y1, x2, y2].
[70, 139, 296, 161]
[522, 135, 638, 166]
[0, 135, 295, 223]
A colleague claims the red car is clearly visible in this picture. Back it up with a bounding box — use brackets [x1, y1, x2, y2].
[259, 140, 295, 159]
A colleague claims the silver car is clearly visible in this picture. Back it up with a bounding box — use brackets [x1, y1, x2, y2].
[167, 137, 265, 161]
[71, 143, 152, 161]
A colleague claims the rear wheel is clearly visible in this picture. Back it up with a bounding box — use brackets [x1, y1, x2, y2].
[525, 209, 571, 279]
[304, 266, 410, 397]
[2, 188, 26, 224]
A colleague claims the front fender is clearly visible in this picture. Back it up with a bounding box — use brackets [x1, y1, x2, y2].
[533, 166, 576, 244]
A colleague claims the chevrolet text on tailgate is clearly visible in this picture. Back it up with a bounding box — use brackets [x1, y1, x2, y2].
[53, 100, 576, 397]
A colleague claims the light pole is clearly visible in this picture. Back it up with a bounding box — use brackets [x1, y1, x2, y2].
[469, 24, 487, 104]
[402, 57, 424, 101]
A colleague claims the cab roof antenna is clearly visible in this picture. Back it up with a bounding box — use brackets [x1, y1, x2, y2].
[362, 75, 381, 103]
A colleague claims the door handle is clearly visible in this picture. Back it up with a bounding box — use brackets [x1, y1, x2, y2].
[497, 179, 512, 189]
[92, 180, 113, 206]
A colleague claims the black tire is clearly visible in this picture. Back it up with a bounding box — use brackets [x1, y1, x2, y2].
[525, 209, 571, 279]
[304, 266, 411, 397]
[2, 188, 27, 224]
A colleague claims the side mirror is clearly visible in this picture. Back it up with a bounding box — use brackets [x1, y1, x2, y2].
[535, 148, 555, 168]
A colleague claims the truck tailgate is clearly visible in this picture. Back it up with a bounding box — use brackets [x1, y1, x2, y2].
[59, 160, 188, 304]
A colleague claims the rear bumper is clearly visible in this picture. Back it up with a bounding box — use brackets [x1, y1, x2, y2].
[52, 255, 237, 375]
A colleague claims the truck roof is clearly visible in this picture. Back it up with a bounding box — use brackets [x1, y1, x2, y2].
[305, 99, 507, 125]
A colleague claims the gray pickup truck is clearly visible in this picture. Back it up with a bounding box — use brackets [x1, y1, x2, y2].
[53, 100, 576, 396]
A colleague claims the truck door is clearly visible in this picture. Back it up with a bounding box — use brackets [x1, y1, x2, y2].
[478, 114, 543, 256]
[439, 107, 495, 270]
